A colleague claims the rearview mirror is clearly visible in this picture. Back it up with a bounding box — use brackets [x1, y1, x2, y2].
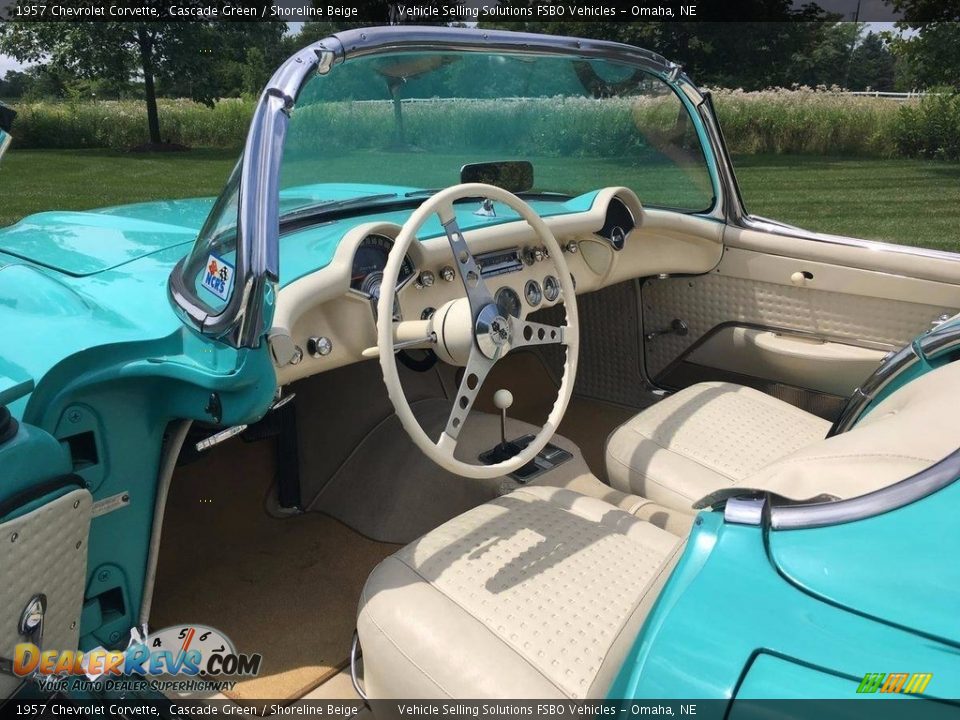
[460, 161, 533, 193]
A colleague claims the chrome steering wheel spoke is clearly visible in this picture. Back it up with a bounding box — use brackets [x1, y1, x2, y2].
[439, 346, 495, 449]
[439, 205, 494, 319]
[509, 316, 571, 349]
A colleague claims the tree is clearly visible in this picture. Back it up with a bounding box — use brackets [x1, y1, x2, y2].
[887, 0, 960, 89]
[480, 1, 838, 90]
[0, 2, 284, 145]
[848, 32, 896, 91]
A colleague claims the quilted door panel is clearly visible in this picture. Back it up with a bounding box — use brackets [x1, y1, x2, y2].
[643, 273, 955, 379]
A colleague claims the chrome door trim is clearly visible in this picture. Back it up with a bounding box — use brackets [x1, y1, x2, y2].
[770, 448, 960, 530]
[830, 316, 960, 434]
[737, 215, 960, 264]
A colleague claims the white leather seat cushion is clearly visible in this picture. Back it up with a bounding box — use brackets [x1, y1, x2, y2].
[357, 486, 684, 699]
[606, 382, 830, 510]
[741, 359, 960, 501]
[607, 361, 960, 512]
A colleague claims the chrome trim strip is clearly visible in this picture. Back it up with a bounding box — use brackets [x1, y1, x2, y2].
[739, 214, 960, 264]
[169, 26, 713, 348]
[770, 448, 960, 530]
[829, 343, 920, 435]
[0, 131, 11, 165]
[724, 497, 766, 525]
[326, 26, 678, 78]
[350, 631, 367, 701]
[698, 93, 743, 224]
[830, 317, 960, 435]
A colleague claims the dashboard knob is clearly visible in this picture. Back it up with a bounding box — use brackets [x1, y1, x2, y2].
[418, 271, 435, 288]
[533, 248, 545, 262]
[565, 241, 579, 254]
[307, 336, 333, 358]
[440, 266, 456, 282]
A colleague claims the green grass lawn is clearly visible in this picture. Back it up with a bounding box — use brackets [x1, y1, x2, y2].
[1, 149, 959, 254]
[0, 149, 237, 226]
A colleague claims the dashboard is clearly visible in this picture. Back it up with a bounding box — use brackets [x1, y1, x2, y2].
[269, 186, 724, 385]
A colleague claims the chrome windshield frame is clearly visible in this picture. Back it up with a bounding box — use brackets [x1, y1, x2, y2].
[167, 25, 719, 348]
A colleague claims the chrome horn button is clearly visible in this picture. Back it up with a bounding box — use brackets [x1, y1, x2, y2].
[476, 303, 512, 360]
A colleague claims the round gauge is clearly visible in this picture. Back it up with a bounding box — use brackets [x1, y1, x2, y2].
[495, 287, 522, 318]
[543, 275, 560, 303]
[524, 279, 543, 308]
[609, 225, 626, 251]
[351, 234, 415, 295]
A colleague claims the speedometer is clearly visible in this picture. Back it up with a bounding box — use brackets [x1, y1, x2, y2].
[351, 234, 415, 297]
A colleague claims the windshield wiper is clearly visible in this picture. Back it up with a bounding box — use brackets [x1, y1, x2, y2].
[280, 193, 400, 223]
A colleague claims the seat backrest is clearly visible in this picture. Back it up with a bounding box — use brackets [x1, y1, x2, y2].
[740, 359, 960, 502]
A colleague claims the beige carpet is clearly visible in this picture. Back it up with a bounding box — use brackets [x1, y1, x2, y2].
[150, 437, 398, 703]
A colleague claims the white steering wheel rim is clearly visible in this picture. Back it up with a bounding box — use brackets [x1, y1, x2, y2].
[377, 183, 580, 479]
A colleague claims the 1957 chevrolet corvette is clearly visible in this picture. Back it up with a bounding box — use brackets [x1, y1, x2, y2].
[0, 26, 958, 709]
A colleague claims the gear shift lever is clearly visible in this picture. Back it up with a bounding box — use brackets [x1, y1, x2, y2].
[493, 389, 513, 448]
[483, 389, 521, 463]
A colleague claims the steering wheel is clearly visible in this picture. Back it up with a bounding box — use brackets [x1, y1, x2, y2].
[376, 183, 580, 479]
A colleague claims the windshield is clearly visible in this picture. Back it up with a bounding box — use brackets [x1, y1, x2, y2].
[183, 49, 715, 313]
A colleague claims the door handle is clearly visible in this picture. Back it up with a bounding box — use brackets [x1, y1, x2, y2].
[646, 319, 688, 342]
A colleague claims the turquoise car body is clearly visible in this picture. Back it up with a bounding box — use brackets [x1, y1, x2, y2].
[0, 26, 958, 705]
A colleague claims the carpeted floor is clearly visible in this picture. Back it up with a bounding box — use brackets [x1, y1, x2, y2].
[150, 437, 398, 703]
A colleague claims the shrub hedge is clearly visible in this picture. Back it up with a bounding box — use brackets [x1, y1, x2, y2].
[4, 89, 958, 160]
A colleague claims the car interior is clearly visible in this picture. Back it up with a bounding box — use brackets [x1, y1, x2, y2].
[146, 179, 960, 703]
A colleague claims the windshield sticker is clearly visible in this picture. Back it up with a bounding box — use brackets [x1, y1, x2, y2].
[202, 254, 234, 302]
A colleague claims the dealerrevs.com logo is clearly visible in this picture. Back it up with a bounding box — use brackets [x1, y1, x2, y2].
[857, 672, 933, 695]
[13, 624, 261, 694]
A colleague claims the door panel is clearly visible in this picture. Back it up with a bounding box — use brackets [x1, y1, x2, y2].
[685, 326, 888, 397]
[0, 487, 92, 697]
[642, 243, 960, 414]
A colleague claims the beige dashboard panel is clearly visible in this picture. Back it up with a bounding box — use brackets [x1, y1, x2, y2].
[271, 188, 724, 385]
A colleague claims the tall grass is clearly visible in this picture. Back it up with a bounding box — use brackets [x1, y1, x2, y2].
[892, 88, 960, 161]
[8, 98, 254, 150]
[709, 87, 901, 157]
[5, 89, 958, 160]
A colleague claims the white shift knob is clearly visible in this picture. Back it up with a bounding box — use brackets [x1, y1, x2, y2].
[493, 389, 514, 411]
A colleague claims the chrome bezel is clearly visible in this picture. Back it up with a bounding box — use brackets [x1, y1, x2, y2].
[524, 279, 543, 308]
[495, 286, 522, 319]
[543, 275, 561, 303]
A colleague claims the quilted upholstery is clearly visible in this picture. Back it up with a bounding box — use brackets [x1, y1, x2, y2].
[357, 486, 684, 699]
[607, 360, 960, 511]
[606, 382, 830, 510]
[643, 272, 954, 377]
[0, 488, 92, 697]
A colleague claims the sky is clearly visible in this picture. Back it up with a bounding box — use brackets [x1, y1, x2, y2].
[0, 21, 906, 80]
